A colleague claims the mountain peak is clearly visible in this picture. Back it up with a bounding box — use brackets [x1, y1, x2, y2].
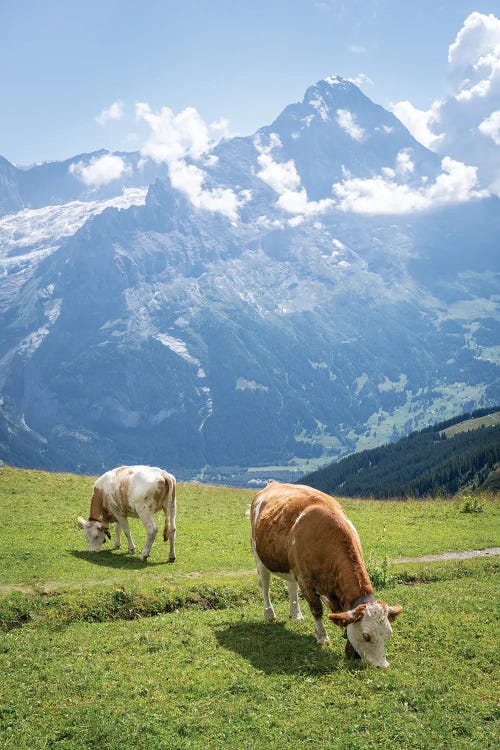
[319, 75, 357, 90]
[301, 76, 366, 116]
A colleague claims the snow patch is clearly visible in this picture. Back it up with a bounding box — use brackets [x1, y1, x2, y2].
[155, 333, 200, 366]
[236, 378, 269, 392]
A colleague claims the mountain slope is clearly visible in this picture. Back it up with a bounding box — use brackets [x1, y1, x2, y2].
[0, 77, 498, 482]
[301, 408, 500, 497]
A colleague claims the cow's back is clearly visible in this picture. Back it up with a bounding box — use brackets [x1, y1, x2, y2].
[251, 481, 344, 573]
[95, 465, 169, 518]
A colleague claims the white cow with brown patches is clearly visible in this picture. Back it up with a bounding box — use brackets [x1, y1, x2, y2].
[78, 465, 177, 562]
[251, 480, 402, 668]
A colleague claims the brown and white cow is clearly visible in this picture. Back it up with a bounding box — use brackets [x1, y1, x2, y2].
[78, 465, 176, 562]
[251, 480, 402, 668]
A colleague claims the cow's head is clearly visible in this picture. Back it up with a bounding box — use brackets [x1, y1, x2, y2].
[329, 601, 402, 668]
[77, 516, 111, 552]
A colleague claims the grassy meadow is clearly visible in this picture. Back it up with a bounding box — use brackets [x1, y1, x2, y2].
[0, 465, 499, 749]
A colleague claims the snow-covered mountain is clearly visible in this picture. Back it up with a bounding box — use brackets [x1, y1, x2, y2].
[1, 77, 498, 483]
[0, 150, 166, 216]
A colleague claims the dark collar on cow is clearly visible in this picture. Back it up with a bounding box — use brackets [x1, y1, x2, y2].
[350, 592, 376, 609]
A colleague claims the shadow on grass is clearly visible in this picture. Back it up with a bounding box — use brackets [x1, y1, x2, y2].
[215, 620, 364, 675]
[69, 550, 169, 569]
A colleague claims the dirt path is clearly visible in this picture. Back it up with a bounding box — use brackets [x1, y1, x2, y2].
[393, 547, 500, 563]
[2, 549, 498, 596]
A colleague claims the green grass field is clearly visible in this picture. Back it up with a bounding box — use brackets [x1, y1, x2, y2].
[0, 466, 499, 749]
[440, 410, 500, 437]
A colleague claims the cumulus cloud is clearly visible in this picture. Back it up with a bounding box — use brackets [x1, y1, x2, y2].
[332, 154, 486, 214]
[137, 103, 213, 163]
[69, 154, 128, 187]
[390, 12, 500, 196]
[347, 73, 373, 87]
[210, 117, 231, 138]
[390, 100, 444, 149]
[395, 149, 415, 175]
[255, 134, 333, 219]
[96, 101, 124, 126]
[136, 103, 243, 221]
[336, 109, 365, 141]
[277, 189, 334, 216]
[168, 160, 241, 219]
[255, 133, 301, 193]
[447, 11, 500, 97]
[478, 110, 500, 144]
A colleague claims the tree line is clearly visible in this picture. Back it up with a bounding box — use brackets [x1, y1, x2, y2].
[301, 407, 500, 498]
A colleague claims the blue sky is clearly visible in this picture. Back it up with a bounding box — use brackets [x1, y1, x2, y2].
[2, 0, 499, 164]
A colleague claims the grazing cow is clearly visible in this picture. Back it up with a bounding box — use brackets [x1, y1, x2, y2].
[251, 480, 402, 668]
[78, 465, 176, 562]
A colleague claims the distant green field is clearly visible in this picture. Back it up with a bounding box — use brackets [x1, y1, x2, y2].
[440, 410, 500, 437]
[0, 466, 498, 749]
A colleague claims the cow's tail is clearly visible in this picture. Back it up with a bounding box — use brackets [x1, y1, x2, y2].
[163, 475, 176, 541]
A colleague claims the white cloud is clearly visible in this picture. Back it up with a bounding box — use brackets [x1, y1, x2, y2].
[448, 11, 500, 97]
[96, 101, 124, 126]
[255, 134, 333, 218]
[277, 189, 333, 217]
[336, 109, 365, 141]
[69, 154, 128, 187]
[347, 73, 373, 87]
[390, 100, 444, 149]
[210, 117, 230, 138]
[168, 159, 241, 220]
[332, 155, 486, 214]
[137, 103, 213, 163]
[395, 149, 415, 175]
[255, 134, 301, 193]
[390, 12, 500, 196]
[136, 102, 242, 221]
[478, 110, 500, 144]
[347, 44, 367, 55]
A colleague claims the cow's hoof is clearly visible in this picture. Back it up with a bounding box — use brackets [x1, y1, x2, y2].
[264, 610, 276, 622]
[316, 637, 331, 646]
[168, 557, 176, 563]
[345, 639, 361, 660]
[139, 555, 148, 562]
[113, 544, 121, 550]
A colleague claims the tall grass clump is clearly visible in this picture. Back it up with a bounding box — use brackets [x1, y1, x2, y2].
[366, 553, 396, 589]
[459, 494, 484, 514]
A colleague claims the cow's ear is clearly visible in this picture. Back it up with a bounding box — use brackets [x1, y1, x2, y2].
[77, 516, 87, 529]
[387, 605, 403, 621]
[328, 605, 366, 628]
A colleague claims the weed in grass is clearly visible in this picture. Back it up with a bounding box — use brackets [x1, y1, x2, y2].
[366, 553, 396, 589]
[460, 494, 484, 514]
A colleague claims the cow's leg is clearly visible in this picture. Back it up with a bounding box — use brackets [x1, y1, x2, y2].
[300, 584, 330, 644]
[167, 523, 176, 562]
[163, 492, 176, 562]
[253, 549, 276, 622]
[286, 579, 304, 620]
[113, 523, 122, 550]
[137, 509, 157, 562]
[115, 515, 135, 555]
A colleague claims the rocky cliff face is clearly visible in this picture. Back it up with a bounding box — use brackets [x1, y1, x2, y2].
[0, 78, 498, 483]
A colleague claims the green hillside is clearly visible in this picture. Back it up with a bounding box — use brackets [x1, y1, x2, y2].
[301, 407, 500, 498]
